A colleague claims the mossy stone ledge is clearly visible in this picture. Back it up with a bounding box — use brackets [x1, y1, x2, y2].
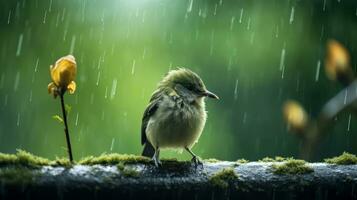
[0, 151, 357, 200]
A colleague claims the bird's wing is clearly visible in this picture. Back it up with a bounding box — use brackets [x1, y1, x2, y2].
[141, 90, 162, 145]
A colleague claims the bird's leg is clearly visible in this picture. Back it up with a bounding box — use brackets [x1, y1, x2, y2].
[185, 147, 203, 166]
[152, 147, 162, 167]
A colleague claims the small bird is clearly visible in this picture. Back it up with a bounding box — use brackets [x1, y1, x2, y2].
[141, 68, 219, 167]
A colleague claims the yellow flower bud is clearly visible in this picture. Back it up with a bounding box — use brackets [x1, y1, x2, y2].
[283, 100, 308, 132]
[48, 55, 77, 97]
[325, 40, 350, 81]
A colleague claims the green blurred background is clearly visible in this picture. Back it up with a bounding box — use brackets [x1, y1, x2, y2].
[0, 0, 356, 161]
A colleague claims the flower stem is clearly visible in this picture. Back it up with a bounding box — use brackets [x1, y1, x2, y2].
[60, 93, 74, 162]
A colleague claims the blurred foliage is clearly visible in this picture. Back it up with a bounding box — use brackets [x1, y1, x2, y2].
[0, 0, 356, 161]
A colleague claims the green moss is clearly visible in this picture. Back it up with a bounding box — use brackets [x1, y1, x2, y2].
[122, 167, 140, 178]
[117, 163, 140, 178]
[259, 156, 292, 162]
[236, 159, 249, 164]
[324, 152, 357, 165]
[0, 150, 149, 167]
[271, 159, 313, 175]
[79, 153, 151, 165]
[0, 167, 36, 184]
[50, 157, 72, 167]
[15, 150, 52, 167]
[0, 150, 72, 168]
[0, 153, 17, 165]
[117, 162, 125, 171]
[209, 167, 238, 188]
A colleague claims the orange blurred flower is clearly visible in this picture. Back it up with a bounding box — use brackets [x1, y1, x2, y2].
[325, 40, 350, 81]
[283, 100, 308, 132]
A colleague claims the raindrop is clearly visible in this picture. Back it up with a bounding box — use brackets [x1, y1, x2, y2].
[15, 2, 20, 17]
[198, 8, 203, 18]
[61, 8, 66, 22]
[97, 56, 102, 69]
[14, 71, 20, 92]
[289, 6, 295, 24]
[275, 25, 279, 38]
[16, 33, 24, 57]
[43, 10, 47, 24]
[69, 35, 76, 54]
[16, 113, 20, 127]
[347, 114, 351, 132]
[75, 112, 79, 126]
[344, 90, 348, 105]
[55, 12, 60, 27]
[187, 0, 193, 13]
[96, 71, 101, 86]
[279, 47, 286, 71]
[110, 79, 118, 100]
[243, 112, 247, 124]
[142, 48, 146, 59]
[101, 51, 106, 64]
[227, 56, 232, 71]
[105, 86, 108, 99]
[323, 0, 326, 11]
[213, 4, 217, 16]
[63, 27, 68, 41]
[29, 90, 32, 102]
[101, 10, 105, 23]
[219, 0, 223, 6]
[110, 138, 115, 151]
[247, 17, 251, 30]
[34, 58, 39, 72]
[234, 79, 239, 100]
[281, 66, 285, 79]
[315, 60, 321, 82]
[230, 16, 235, 30]
[49, 0, 53, 12]
[239, 8, 243, 23]
[81, 0, 86, 22]
[7, 10, 11, 24]
[131, 59, 136, 75]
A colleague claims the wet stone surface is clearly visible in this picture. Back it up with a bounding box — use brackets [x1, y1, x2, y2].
[1, 162, 357, 200]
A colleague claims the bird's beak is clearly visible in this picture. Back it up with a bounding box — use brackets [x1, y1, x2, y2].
[203, 90, 219, 99]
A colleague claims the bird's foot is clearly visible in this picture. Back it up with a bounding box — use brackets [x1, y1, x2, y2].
[152, 156, 162, 167]
[191, 156, 203, 168]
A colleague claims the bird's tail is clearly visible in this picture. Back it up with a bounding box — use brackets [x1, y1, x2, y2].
[142, 143, 155, 158]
